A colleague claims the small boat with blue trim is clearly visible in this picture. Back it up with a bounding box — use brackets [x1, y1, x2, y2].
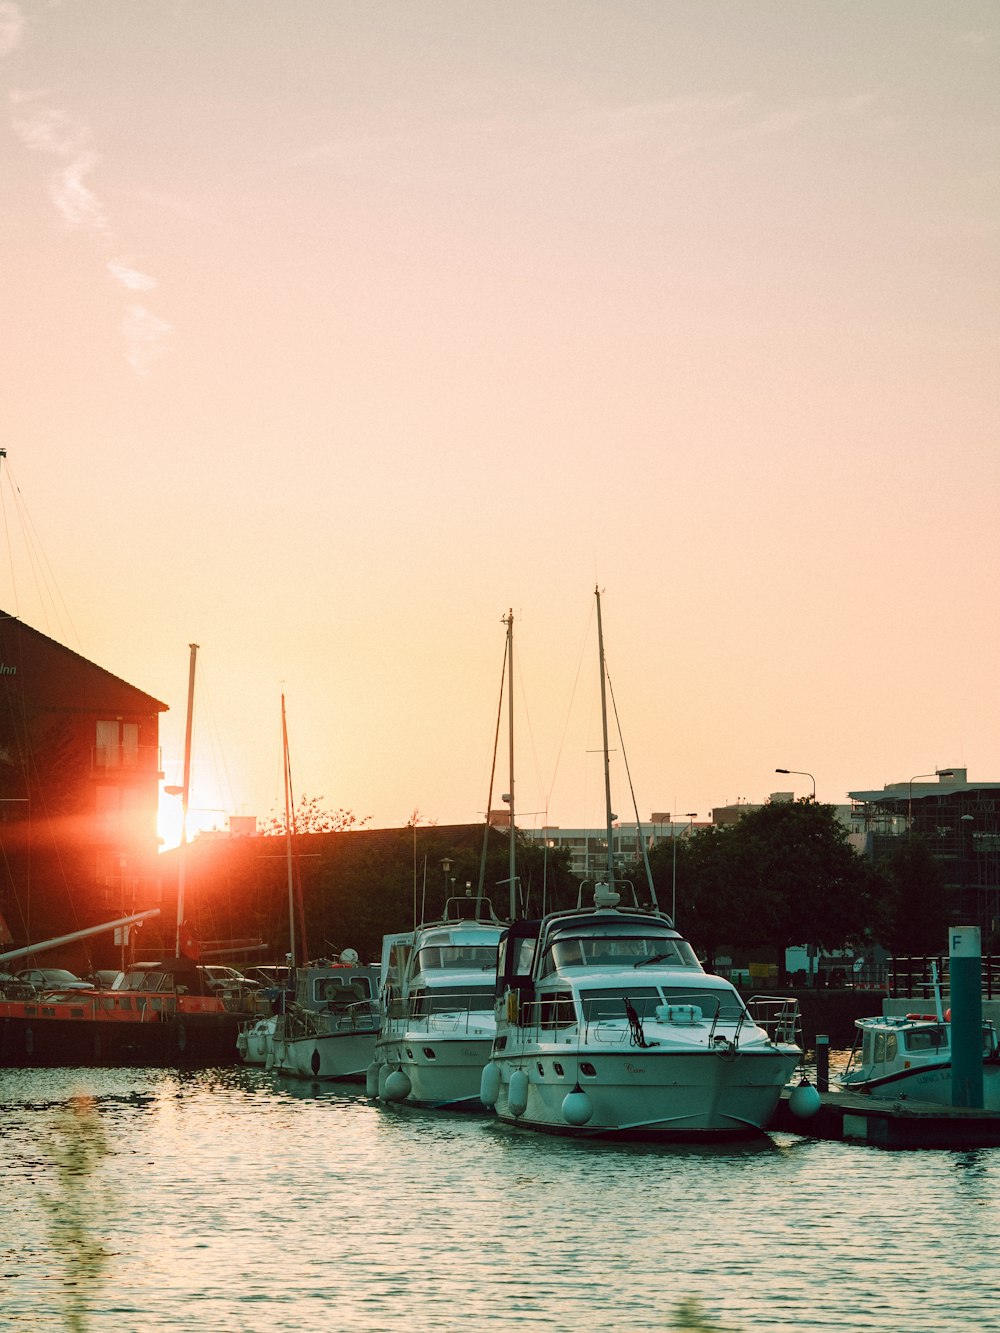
[840, 1011, 1000, 1108]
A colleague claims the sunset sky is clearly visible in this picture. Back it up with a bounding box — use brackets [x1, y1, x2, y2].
[2, 2, 997, 846]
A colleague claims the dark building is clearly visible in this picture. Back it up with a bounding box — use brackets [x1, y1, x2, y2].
[849, 768, 1000, 942]
[0, 612, 167, 953]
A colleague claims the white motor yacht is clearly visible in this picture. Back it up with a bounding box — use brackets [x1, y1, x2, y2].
[482, 883, 801, 1137]
[372, 899, 504, 1110]
[481, 587, 801, 1138]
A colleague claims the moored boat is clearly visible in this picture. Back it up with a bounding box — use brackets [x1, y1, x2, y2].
[482, 588, 802, 1138]
[372, 898, 505, 1110]
[0, 952, 250, 1068]
[840, 1011, 1000, 1108]
[268, 954, 380, 1082]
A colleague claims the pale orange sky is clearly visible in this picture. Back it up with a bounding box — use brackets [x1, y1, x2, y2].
[2, 2, 997, 844]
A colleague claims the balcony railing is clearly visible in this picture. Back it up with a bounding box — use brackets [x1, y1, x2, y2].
[91, 745, 162, 776]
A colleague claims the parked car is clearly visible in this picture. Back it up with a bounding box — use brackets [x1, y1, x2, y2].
[199, 965, 259, 991]
[85, 969, 123, 989]
[243, 965, 291, 989]
[16, 967, 94, 993]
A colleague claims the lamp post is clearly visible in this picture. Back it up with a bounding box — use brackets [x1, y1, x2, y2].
[672, 813, 697, 924]
[775, 769, 816, 801]
[907, 769, 953, 835]
[440, 856, 453, 898]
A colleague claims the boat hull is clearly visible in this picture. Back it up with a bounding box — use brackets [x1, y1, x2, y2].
[0, 1007, 243, 1068]
[841, 1062, 1000, 1110]
[375, 1031, 495, 1110]
[237, 1016, 276, 1066]
[270, 1027, 377, 1082]
[490, 1045, 797, 1138]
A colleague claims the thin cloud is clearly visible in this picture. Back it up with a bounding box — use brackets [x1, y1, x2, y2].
[108, 259, 158, 292]
[0, 1, 24, 57]
[9, 93, 108, 231]
[7, 82, 171, 374]
[122, 305, 172, 377]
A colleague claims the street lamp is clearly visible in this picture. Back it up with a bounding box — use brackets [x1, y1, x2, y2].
[440, 856, 453, 896]
[775, 769, 816, 800]
[672, 814, 697, 924]
[907, 769, 954, 834]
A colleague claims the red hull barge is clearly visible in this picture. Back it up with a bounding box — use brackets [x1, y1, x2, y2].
[0, 959, 249, 1068]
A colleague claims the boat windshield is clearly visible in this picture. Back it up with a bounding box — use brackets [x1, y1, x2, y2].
[411, 985, 495, 1015]
[539, 934, 699, 976]
[414, 945, 498, 972]
[578, 986, 745, 1022]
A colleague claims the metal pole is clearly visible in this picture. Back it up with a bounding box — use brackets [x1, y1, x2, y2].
[175, 643, 198, 955]
[506, 609, 516, 920]
[950, 925, 984, 1109]
[282, 693, 297, 969]
[595, 587, 615, 889]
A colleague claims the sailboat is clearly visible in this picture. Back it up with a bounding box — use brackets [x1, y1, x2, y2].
[370, 610, 514, 1111]
[481, 587, 802, 1138]
[259, 694, 380, 1082]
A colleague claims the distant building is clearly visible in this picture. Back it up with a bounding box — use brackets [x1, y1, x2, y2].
[526, 817, 707, 881]
[849, 768, 1000, 937]
[0, 612, 166, 950]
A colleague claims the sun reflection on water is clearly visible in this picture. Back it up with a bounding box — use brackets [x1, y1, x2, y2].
[2, 1065, 999, 1332]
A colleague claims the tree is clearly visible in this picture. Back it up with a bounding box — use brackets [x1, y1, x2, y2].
[878, 836, 951, 956]
[643, 800, 872, 975]
[260, 794, 371, 836]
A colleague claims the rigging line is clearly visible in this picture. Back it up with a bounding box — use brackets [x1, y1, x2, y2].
[605, 666, 658, 907]
[544, 595, 596, 814]
[476, 629, 508, 906]
[189, 653, 237, 826]
[0, 455, 19, 619]
[2, 459, 82, 650]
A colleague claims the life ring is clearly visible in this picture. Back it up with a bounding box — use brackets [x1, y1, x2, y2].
[505, 991, 519, 1025]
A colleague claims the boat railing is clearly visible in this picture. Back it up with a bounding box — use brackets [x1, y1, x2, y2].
[384, 990, 494, 1035]
[745, 995, 802, 1047]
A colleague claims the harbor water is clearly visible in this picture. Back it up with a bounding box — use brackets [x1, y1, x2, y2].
[2, 1065, 999, 1332]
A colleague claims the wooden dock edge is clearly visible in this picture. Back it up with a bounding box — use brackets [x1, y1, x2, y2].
[770, 1087, 1000, 1149]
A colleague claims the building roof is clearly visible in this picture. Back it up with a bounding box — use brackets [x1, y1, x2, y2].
[849, 776, 1000, 805]
[0, 611, 167, 713]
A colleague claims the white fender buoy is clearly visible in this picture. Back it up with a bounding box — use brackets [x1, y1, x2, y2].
[561, 1086, 594, 1127]
[366, 1061, 382, 1098]
[788, 1078, 822, 1119]
[384, 1069, 412, 1102]
[377, 1062, 392, 1099]
[508, 1068, 529, 1118]
[480, 1062, 501, 1108]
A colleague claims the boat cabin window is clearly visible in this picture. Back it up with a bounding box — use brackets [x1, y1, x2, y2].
[411, 985, 495, 1015]
[415, 945, 498, 972]
[313, 977, 372, 1005]
[538, 933, 698, 977]
[538, 992, 575, 1028]
[872, 1031, 898, 1063]
[904, 1027, 946, 1053]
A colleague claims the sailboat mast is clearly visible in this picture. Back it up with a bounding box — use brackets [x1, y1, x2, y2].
[594, 588, 615, 888]
[505, 609, 516, 919]
[174, 643, 198, 955]
[281, 693, 297, 969]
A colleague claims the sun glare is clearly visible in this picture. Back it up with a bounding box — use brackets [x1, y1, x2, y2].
[157, 789, 233, 851]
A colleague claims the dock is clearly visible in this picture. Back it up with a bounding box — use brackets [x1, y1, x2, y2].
[771, 1085, 1000, 1149]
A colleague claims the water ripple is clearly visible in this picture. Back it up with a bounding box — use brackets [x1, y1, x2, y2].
[1, 1068, 999, 1331]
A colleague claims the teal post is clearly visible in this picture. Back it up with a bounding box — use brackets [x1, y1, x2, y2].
[950, 926, 983, 1109]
